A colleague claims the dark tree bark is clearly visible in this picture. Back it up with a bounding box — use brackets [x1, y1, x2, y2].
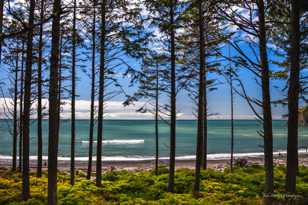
[37, 0, 44, 178]
[155, 62, 159, 175]
[203, 31, 209, 170]
[257, 0, 274, 201]
[168, 0, 176, 193]
[48, 0, 61, 204]
[87, 0, 96, 180]
[96, 0, 106, 187]
[58, 33, 63, 114]
[22, 0, 36, 200]
[203, 58, 208, 170]
[286, 0, 300, 194]
[70, 0, 77, 186]
[229, 57, 234, 172]
[0, 0, 4, 61]
[19, 41, 25, 171]
[194, 0, 205, 194]
[12, 52, 19, 171]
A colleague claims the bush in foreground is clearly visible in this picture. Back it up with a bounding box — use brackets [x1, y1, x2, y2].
[0, 165, 307, 205]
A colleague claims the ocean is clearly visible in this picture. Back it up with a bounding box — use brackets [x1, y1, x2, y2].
[0, 119, 307, 161]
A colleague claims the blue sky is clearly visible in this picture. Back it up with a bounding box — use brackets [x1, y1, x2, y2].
[0, 38, 290, 120]
[65, 41, 288, 120]
[0, 0, 292, 120]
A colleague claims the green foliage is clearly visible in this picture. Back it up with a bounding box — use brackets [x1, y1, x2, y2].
[0, 166, 307, 205]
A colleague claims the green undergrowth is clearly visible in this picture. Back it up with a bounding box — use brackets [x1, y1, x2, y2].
[0, 165, 307, 205]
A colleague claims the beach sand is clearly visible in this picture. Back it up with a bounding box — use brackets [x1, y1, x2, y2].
[1, 152, 308, 172]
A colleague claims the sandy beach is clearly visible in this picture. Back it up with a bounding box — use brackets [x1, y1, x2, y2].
[1, 152, 308, 172]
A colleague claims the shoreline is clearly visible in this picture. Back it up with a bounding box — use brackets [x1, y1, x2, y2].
[1, 152, 308, 171]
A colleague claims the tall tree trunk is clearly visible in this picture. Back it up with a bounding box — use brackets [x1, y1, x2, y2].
[58, 33, 63, 117]
[96, 0, 106, 187]
[286, 0, 300, 194]
[87, 0, 96, 180]
[19, 41, 25, 171]
[168, 0, 176, 193]
[203, 60, 207, 170]
[70, 0, 77, 186]
[22, 0, 36, 200]
[0, 0, 4, 62]
[48, 0, 61, 204]
[37, 0, 44, 178]
[258, 0, 274, 202]
[229, 55, 234, 172]
[155, 62, 159, 175]
[12, 52, 19, 171]
[194, 0, 205, 194]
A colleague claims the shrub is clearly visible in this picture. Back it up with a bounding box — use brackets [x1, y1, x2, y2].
[0, 166, 307, 205]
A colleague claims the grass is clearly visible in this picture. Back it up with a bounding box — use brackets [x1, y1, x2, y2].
[0, 165, 307, 204]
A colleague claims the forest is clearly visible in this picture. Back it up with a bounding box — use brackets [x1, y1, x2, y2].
[0, 0, 307, 204]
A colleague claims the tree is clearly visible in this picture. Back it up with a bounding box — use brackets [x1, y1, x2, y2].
[168, 0, 176, 192]
[144, 0, 184, 191]
[178, 0, 225, 172]
[48, 0, 61, 204]
[19, 40, 25, 171]
[124, 52, 169, 175]
[13, 52, 19, 171]
[286, 0, 301, 194]
[94, 0, 147, 186]
[219, 0, 274, 201]
[228, 50, 235, 172]
[87, 0, 97, 180]
[13, 49, 20, 171]
[0, 0, 4, 62]
[194, 0, 205, 194]
[36, 0, 45, 178]
[176, 0, 225, 192]
[96, 0, 106, 187]
[0, 40, 22, 171]
[22, 0, 36, 200]
[267, 0, 307, 194]
[70, 0, 77, 186]
[257, 1, 274, 201]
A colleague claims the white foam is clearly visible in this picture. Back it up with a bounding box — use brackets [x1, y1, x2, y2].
[81, 139, 144, 145]
[1, 149, 307, 162]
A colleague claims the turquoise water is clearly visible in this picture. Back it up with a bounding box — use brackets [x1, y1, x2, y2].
[0, 120, 307, 159]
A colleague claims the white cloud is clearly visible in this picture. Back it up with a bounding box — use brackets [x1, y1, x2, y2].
[0, 98, 188, 120]
[0, 98, 265, 120]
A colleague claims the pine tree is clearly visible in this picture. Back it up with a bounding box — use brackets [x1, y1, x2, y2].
[219, 0, 274, 201]
[94, 0, 148, 186]
[36, 0, 45, 178]
[268, 0, 308, 194]
[70, 0, 77, 186]
[13, 48, 20, 172]
[87, 0, 97, 180]
[0, 0, 4, 62]
[48, 0, 61, 204]
[194, 0, 205, 194]
[144, 0, 185, 191]
[22, 0, 36, 199]
[168, 0, 177, 192]
[176, 0, 226, 193]
[286, 0, 301, 194]
[1, 38, 22, 171]
[124, 52, 169, 175]
[96, 0, 106, 187]
[228, 48, 235, 172]
[19, 40, 25, 171]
